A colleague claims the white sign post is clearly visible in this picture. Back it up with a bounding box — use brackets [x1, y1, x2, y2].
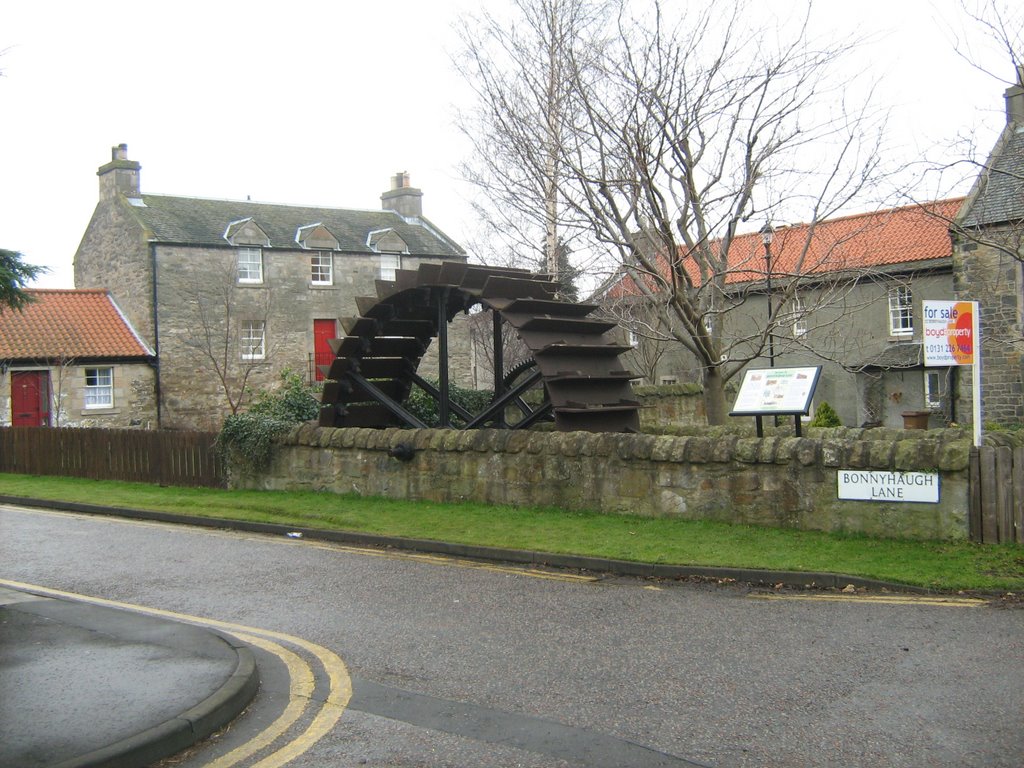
[923, 300, 981, 447]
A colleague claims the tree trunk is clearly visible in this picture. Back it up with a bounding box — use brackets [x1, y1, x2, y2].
[702, 365, 729, 425]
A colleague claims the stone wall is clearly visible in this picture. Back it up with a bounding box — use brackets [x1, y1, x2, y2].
[953, 234, 1024, 425]
[234, 425, 973, 541]
[634, 386, 706, 429]
[0, 363, 157, 429]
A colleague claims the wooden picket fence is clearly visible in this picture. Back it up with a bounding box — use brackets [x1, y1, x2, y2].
[0, 427, 224, 488]
[970, 445, 1024, 544]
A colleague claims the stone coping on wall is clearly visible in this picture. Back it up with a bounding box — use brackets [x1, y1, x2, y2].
[281, 424, 972, 473]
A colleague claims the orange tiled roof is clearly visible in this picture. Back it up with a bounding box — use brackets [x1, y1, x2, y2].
[0, 289, 153, 361]
[609, 198, 965, 297]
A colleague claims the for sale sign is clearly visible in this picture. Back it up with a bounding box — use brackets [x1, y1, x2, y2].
[923, 301, 977, 366]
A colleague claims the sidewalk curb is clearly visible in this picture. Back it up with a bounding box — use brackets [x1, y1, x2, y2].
[1, 494, 937, 595]
[46, 630, 258, 768]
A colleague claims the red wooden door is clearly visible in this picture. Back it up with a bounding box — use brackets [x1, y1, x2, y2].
[313, 319, 337, 382]
[11, 371, 50, 427]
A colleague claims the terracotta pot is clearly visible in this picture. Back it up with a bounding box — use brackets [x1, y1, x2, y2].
[902, 410, 931, 430]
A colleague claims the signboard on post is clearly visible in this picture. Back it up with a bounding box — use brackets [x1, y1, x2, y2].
[731, 367, 822, 414]
[923, 300, 982, 447]
[923, 300, 976, 366]
[730, 366, 822, 436]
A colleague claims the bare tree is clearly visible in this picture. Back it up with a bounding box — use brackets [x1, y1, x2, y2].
[457, 0, 611, 289]
[459, 0, 889, 423]
[915, 2, 1024, 259]
[172, 252, 276, 416]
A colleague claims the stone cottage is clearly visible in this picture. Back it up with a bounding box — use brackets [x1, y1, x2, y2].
[74, 145, 467, 430]
[952, 74, 1024, 426]
[0, 289, 156, 428]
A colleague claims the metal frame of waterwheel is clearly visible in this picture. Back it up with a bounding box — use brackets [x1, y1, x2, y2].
[318, 261, 641, 433]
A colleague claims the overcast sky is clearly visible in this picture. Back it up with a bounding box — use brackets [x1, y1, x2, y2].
[0, 0, 1015, 289]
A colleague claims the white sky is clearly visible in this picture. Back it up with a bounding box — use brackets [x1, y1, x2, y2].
[0, 0, 1015, 289]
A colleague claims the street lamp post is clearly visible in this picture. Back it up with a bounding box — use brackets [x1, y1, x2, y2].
[760, 222, 776, 369]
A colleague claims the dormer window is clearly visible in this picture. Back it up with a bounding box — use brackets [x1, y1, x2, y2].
[237, 247, 263, 283]
[296, 223, 340, 251]
[224, 218, 270, 247]
[367, 228, 410, 255]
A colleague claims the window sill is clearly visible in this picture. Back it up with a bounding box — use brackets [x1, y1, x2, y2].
[82, 408, 119, 415]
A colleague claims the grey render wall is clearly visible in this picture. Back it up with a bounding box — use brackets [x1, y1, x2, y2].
[235, 425, 972, 541]
[953, 233, 1024, 425]
[624, 268, 957, 429]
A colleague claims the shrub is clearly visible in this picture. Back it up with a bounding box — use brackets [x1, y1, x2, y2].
[809, 401, 842, 428]
[216, 369, 319, 472]
[405, 379, 495, 427]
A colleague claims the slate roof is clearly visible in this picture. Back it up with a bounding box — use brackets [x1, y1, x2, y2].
[957, 126, 1024, 228]
[606, 198, 963, 298]
[127, 194, 465, 257]
[0, 290, 154, 361]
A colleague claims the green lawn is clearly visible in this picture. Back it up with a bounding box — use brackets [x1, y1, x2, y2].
[2, 473, 1022, 592]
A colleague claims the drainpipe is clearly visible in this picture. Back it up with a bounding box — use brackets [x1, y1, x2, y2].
[149, 241, 163, 429]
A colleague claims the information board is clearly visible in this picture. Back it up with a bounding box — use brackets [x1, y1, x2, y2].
[730, 366, 822, 416]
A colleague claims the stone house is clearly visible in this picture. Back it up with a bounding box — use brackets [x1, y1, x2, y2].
[603, 198, 966, 429]
[74, 145, 467, 430]
[0, 289, 157, 428]
[951, 76, 1024, 426]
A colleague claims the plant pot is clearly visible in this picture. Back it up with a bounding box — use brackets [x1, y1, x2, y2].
[901, 410, 931, 430]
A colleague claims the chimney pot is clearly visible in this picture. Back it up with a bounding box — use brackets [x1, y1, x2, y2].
[1006, 82, 1024, 125]
[97, 143, 141, 200]
[382, 172, 423, 218]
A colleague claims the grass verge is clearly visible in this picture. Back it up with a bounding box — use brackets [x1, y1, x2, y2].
[1, 473, 1022, 592]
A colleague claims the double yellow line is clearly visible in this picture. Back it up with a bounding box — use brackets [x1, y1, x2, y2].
[0, 578, 351, 768]
[749, 592, 988, 607]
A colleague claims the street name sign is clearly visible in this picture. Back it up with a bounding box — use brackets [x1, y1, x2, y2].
[837, 470, 940, 503]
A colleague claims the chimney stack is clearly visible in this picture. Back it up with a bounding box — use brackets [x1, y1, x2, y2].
[97, 143, 141, 200]
[381, 171, 423, 218]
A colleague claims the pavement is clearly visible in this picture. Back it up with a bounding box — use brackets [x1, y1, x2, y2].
[0, 495, 952, 768]
[0, 584, 258, 768]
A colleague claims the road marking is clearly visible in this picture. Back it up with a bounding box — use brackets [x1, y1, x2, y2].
[750, 592, 988, 607]
[0, 578, 352, 768]
[203, 633, 313, 768]
[2, 505, 597, 584]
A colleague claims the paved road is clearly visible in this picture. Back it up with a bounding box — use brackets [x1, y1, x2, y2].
[2, 504, 1022, 767]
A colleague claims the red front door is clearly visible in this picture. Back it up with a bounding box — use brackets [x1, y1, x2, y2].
[11, 370, 50, 427]
[313, 319, 337, 382]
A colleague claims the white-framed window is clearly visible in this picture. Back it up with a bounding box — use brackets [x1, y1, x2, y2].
[791, 296, 807, 337]
[924, 370, 943, 409]
[627, 329, 639, 347]
[380, 253, 401, 282]
[241, 322, 266, 360]
[703, 315, 714, 333]
[311, 251, 333, 285]
[237, 247, 263, 283]
[659, 375, 679, 385]
[84, 367, 113, 409]
[888, 285, 913, 336]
